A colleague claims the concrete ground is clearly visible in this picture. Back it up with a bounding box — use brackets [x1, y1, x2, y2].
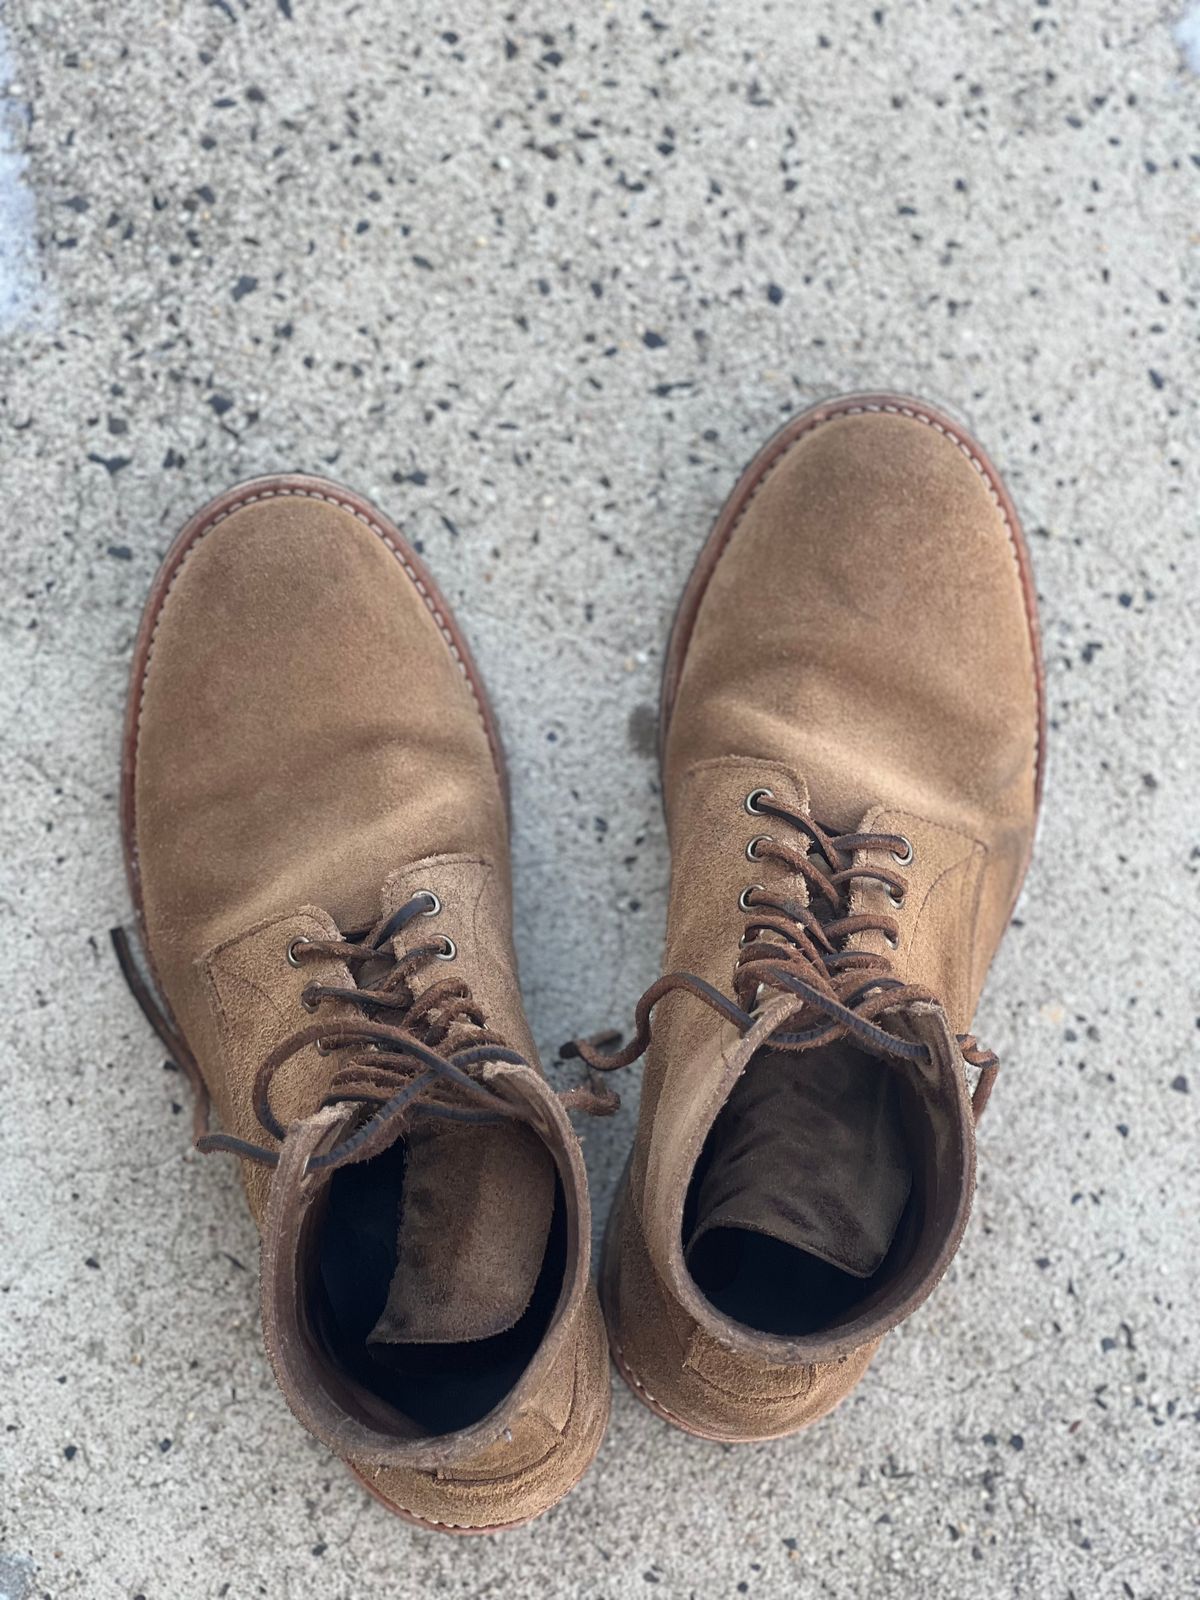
[1, 1, 1197, 1596]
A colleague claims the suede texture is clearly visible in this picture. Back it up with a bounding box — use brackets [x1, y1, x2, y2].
[355, 1289, 610, 1531]
[604, 1174, 877, 1443]
[607, 401, 1040, 1441]
[126, 479, 609, 1530]
[258, 1071, 610, 1530]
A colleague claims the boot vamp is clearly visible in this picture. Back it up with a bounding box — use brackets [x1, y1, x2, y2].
[134, 488, 507, 1005]
[664, 408, 1039, 868]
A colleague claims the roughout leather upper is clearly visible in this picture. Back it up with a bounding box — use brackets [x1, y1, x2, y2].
[129, 479, 609, 1530]
[136, 487, 509, 1028]
[608, 400, 1041, 1440]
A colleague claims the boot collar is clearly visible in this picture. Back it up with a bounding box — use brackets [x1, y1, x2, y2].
[259, 1061, 593, 1469]
[638, 995, 977, 1365]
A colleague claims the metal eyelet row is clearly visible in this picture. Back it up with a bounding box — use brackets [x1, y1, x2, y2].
[741, 794, 774, 913]
[415, 890, 455, 959]
[739, 789, 915, 945]
[885, 837, 913, 946]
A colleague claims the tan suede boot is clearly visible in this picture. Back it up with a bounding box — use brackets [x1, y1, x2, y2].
[569, 394, 1043, 1441]
[115, 475, 612, 1531]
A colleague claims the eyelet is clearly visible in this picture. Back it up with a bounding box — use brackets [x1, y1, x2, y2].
[886, 886, 905, 910]
[435, 935, 457, 961]
[890, 837, 914, 867]
[315, 1037, 336, 1056]
[416, 890, 442, 917]
[286, 937, 312, 968]
[884, 931, 899, 950]
[745, 834, 772, 862]
[738, 884, 763, 913]
[744, 788, 774, 816]
[299, 986, 320, 1014]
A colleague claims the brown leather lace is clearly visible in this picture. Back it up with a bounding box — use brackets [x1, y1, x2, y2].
[564, 791, 998, 1116]
[113, 891, 617, 1175]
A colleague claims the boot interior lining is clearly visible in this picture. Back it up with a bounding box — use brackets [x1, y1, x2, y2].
[683, 1056, 928, 1338]
[684, 1222, 898, 1335]
[313, 1140, 567, 1436]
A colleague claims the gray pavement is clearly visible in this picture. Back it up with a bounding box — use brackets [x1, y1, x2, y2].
[1, 2, 1197, 1596]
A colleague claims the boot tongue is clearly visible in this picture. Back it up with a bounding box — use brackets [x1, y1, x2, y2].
[361, 898, 556, 1348]
[685, 1043, 913, 1279]
[366, 1118, 555, 1346]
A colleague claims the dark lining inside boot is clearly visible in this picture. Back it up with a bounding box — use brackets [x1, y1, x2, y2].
[683, 1043, 920, 1337]
[685, 1222, 894, 1334]
[313, 1140, 567, 1435]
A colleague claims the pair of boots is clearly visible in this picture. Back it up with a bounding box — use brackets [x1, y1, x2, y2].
[116, 392, 1042, 1533]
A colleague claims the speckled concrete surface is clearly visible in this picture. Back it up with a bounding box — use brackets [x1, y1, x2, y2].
[1, 2, 1197, 1597]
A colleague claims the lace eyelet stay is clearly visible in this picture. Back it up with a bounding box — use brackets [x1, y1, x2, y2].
[559, 802, 998, 1124]
[184, 885, 587, 1175]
